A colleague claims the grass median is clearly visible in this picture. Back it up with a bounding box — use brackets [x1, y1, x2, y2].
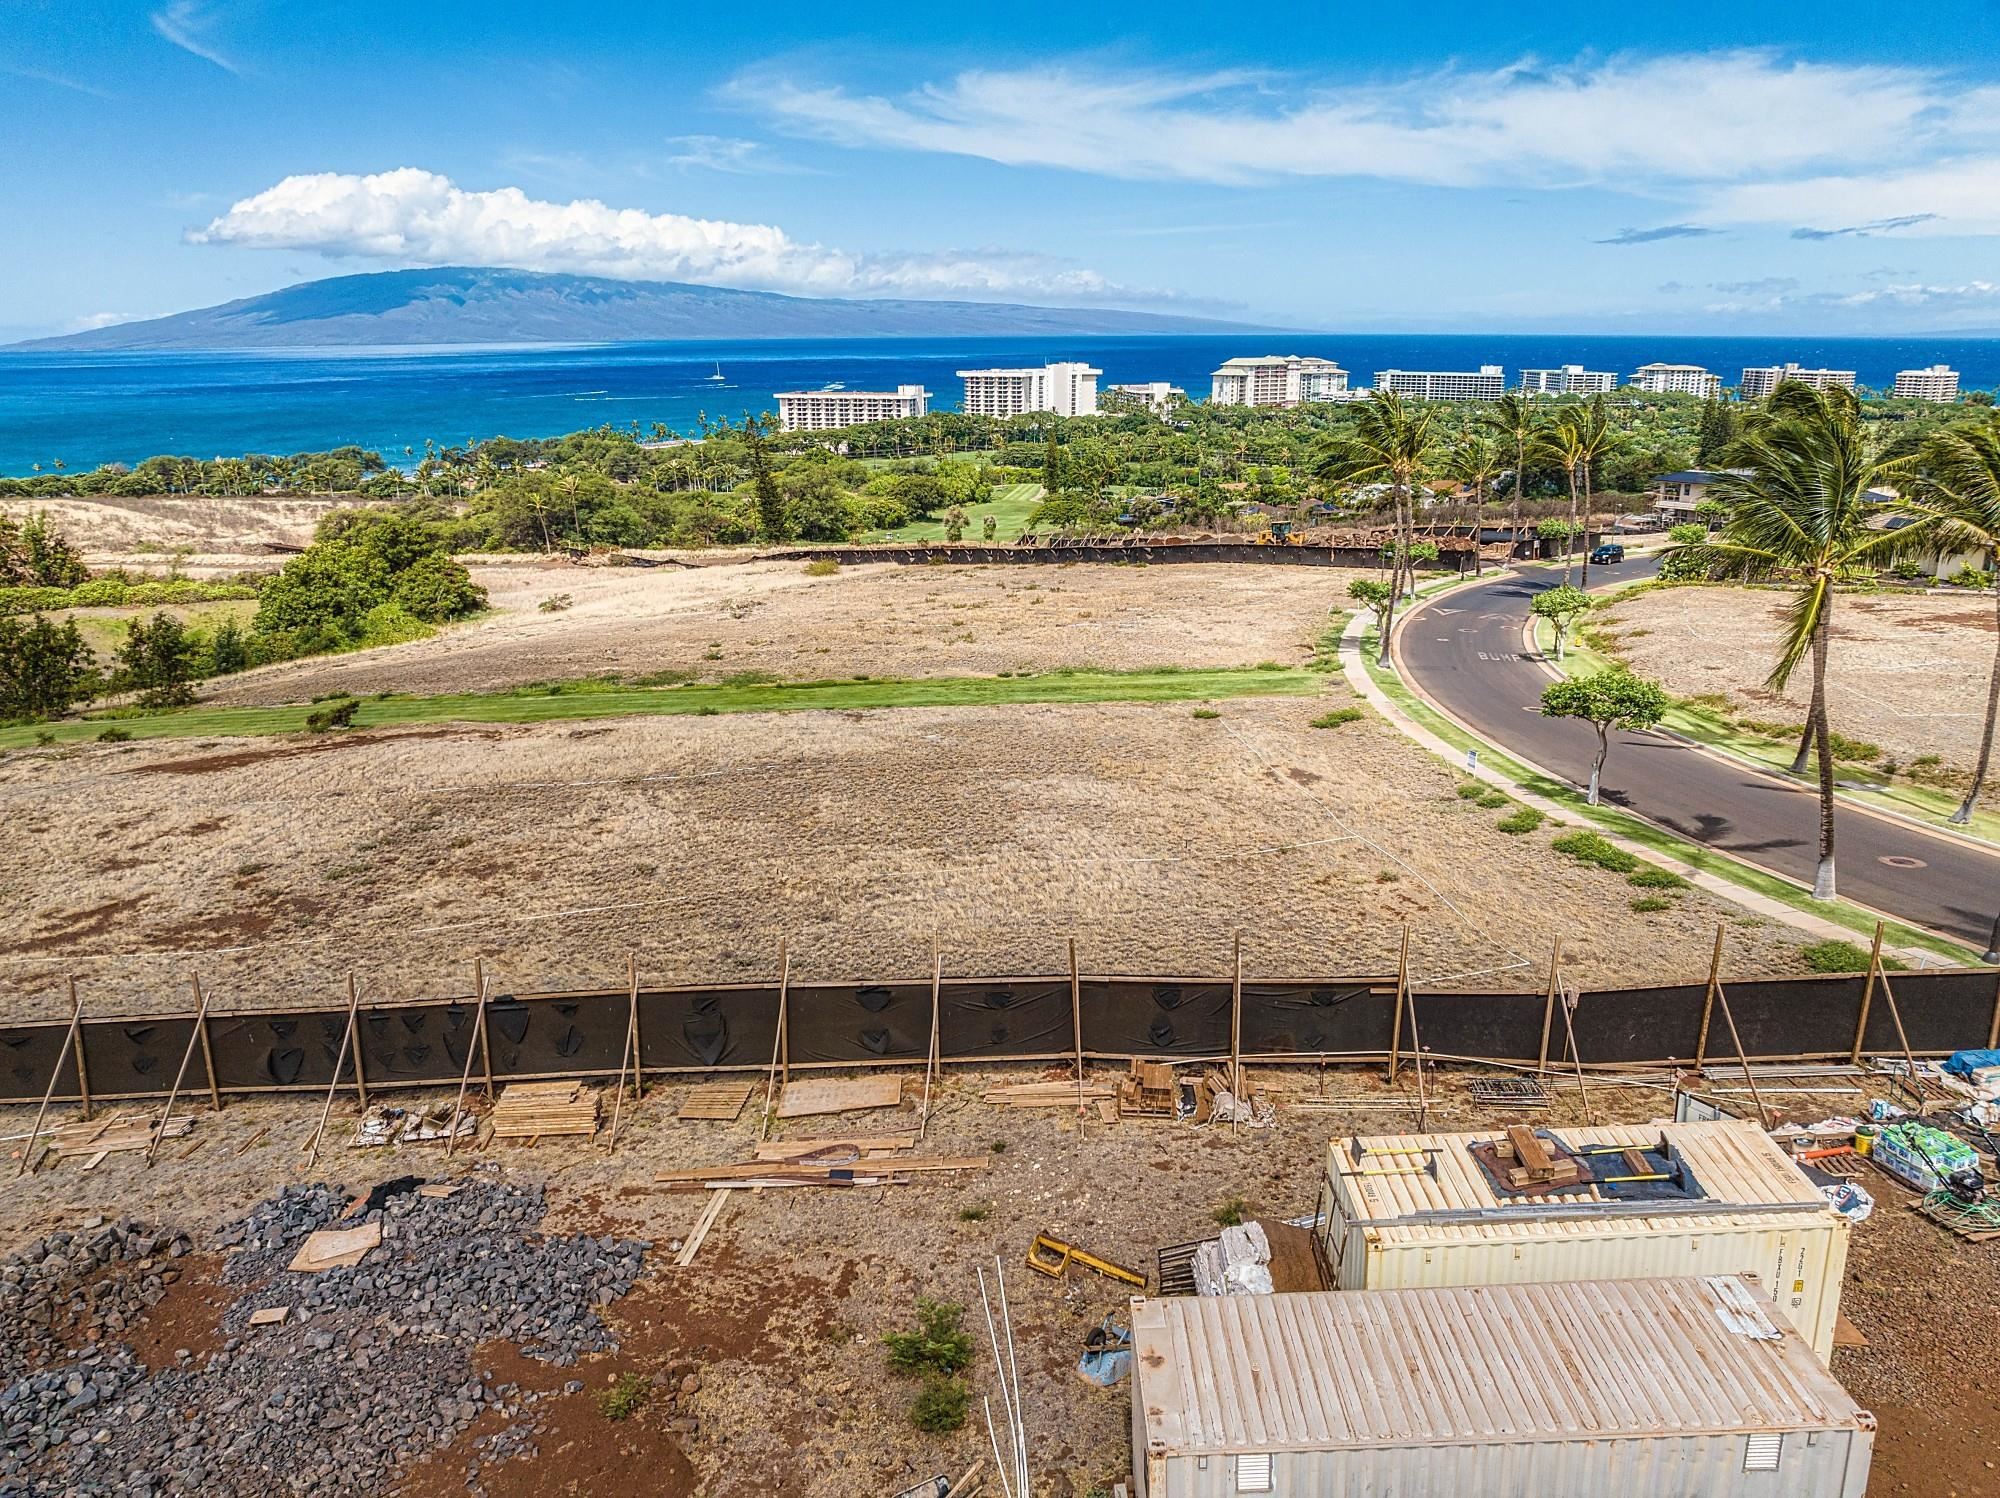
[0, 664, 1320, 749]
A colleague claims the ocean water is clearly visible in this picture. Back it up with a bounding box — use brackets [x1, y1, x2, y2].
[1, 332, 1996, 478]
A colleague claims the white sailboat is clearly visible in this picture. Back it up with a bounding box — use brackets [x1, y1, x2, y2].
[706, 363, 726, 383]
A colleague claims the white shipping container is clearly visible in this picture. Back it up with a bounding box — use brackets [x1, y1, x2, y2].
[1314, 1119, 1849, 1361]
[1130, 1277, 1874, 1498]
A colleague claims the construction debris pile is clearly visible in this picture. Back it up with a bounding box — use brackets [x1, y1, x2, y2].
[1, 1182, 649, 1498]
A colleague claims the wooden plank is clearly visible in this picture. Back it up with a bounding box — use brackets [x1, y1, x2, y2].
[677, 1083, 756, 1121]
[752, 1134, 915, 1161]
[1507, 1125, 1553, 1173]
[775, 1075, 902, 1119]
[673, 1189, 730, 1268]
[656, 1155, 985, 1184]
[288, 1222, 382, 1273]
[1832, 1313, 1869, 1348]
[248, 1306, 290, 1328]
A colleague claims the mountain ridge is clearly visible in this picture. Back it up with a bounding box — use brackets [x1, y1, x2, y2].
[12, 268, 1274, 351]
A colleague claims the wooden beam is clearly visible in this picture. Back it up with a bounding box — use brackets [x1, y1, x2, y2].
[1069, 935, 1085, 1108]
[1555, 970, 1596, 1125]
[629, 952, 646, 1097]
[922, 935, 943, 1143]
[148, 978, 217, 1166]
[1695, 924, 1723, 1071]
[306, 973, 367, 1168]
[607, 955, 640, 1152]
[1537, 939, 1561, 1076]
[346, 974, 369, 1109]
[192, 976, 222, 1114]
[472, 959, 496, 1099]
[1989, 963, 2000, 1052]
[1230, 932, 1244, 1098]
[1403, 941, 1429, 1132]
[444, 976, 489, 1160]
[16, 982, 86, 1178]
[760, 940, 790, 1142]
[70, 978, 92, 1124]
[1873, 962, 1926, 1111]
[778, 942, 792, 1087]
[1850, 922, 1885, 1068]
[1388, 926, 1409, 1085]
[1710, 975, 1769, 1130]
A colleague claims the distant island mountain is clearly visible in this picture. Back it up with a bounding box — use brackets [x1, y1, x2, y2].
[12, 267, 1270, 351]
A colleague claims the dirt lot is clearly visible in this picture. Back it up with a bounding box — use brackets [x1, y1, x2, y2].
[1606, 584, 2000, 786]
[202, 560, 1374, 704]
[0, 693, 1815, 1020]
[1, 1073, 1987, 1497]
[0, 493, 362, 571]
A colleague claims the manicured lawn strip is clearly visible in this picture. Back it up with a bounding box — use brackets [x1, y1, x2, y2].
[0, 666, 1318, 749]
[1361, 630, 1975, 963]
[862, 483, 1046, 544]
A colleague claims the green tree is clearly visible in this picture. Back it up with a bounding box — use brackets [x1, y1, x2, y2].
[391, 552, 487, 622]
[1695, 399, 1738, 466]
[1550, 397, 1621, 585]
[1899, 417, 2000, 823]
[205, 616, 250, 676]
[1708, 384, 1916, 897]
[741, 416, 790, 542]
[1347, 577, 1395, 642]
[1478, 394, 1550, 564]
[1444, 433, 1502, 575]
[1530, 583, 1593, 660]
[1539, 667, 1670, 805]
[1312, 391, 1436, 663]
[942, 504, 968, 542]
[0, 614, 95, 721]
[118, 612, 199, 707]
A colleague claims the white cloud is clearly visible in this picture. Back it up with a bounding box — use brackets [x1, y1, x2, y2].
[733, 51, 1973, 188]
[190, 168, 1131, 301]
[66, 312, 138, 332]
[663, 135, 803, 175]
[149, 1, 239, 75]
[1703, 157, 2000, 237]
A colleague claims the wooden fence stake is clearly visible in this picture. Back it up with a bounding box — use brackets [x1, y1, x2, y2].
[71, 978, 92, 1124]
[1710, 975, 1769, 1130]
[1230, 932, 1244, 1099]
[347, 974, 369, 1109]
[606, 956, 640, 1152]
[472, 959, 496, 1099]
[1695, 924, 1723, 1071]
[922, 935, 943, 1142]
[148, 978, 217, 1166]
[1387, 927, 1409, 1085]
[629, 952, 646, 1098]
[1554, 969, 1595, 1125]
[16, 981, 86, 1178]
[1850, 923, 1885, 1068]
[1873, 963, 1927, 1111]
[192, 976, 222, 1114]
[1403, 954, 1430, 1132]
[444, 976, 490, 1160]
[1537, 939, 1561, 1076]
[1989, 964, 2000, 1051]
[760, 940, 790, 1141]
[306, 974, 366, 1168]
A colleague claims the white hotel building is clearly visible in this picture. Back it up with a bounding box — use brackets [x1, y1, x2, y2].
[1628, 362, 1723, 399]
[957, 362, 1100, 418]
[1519, 365, 1617, 396]
[1108, 381, 1186, 413]
[1740, 363, 1857, 399]
[1209, 355, 1350, 407]
[1894, 365, 1961, 402]
[775, 385, 930, 432]
[1373, 366, 1506, 401]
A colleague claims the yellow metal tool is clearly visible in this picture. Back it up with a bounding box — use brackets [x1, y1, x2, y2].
[1026, 1233, 1147, 1289]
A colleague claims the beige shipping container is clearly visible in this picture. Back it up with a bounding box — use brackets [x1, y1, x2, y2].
[1314, 1119, 1849, 1362]
[1130, 1277, 1875, 1498]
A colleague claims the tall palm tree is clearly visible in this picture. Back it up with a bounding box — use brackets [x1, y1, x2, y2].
[1899, 417, 2000, 823]
[1312, 391, 1436, 664]
[1703, 384, 1921, 900]
[1478, 393, 1548, 567]
[1555, 397, 1621, 587]
[1444, 433, 1502, 576]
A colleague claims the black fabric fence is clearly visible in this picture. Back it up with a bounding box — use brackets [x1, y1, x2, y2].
[4, 966, 1997, 1103]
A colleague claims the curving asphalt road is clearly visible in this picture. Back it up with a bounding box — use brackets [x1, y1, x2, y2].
[1395, 556, 2000, 951]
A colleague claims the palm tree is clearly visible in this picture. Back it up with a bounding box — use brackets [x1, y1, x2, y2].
[1444, 433, 1502, 576]
[1704, 383, 1921, 899]
[1555, 397, 1621, 587]
[1899, 417, 2000, 823]
[1311, 391, 1436, 664]
[1478, 394, 1548, 567]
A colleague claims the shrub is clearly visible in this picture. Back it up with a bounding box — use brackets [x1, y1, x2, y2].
[1627, 867, 1687, 890]
[1310, 707, 1364, 729]
[304, 698, 360, 732]
[883, 1299, 974, 1378]
[1475, 790, 1509, 808]
[1629, 895, 1674, 913]
[1800, 939, 1904, 974]
[1827, 732, 1881, 763]
[391, 552, 487, 623]
[356, 602, 432, 649]
[956, 1204, 988, 1222]
[1455, 781, 1488, 800]
[1191, 707, 1220, 720]
[538, 592, 574, 613]
[595, 1373, 649, 1422]
[0, 614, 96, 721]
[68, 578, 129, 608]
[911, 1375, 969, 1434]
[1549, 830, 1639, 874]
[803, 558, 840, 577]
[205, 617, 250, 676]
[96, 726, 132, 743]
[1495, 807, 1544, 835]
[117, 612, 199, 708]
[1212, 1197, 1249, 1227]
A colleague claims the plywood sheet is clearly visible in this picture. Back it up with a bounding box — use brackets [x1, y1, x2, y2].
[287, 1221, 382, 1273]
[775, 1075, 902, 1119]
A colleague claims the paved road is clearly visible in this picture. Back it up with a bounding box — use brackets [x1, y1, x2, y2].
[1397, 557, 2000, 951]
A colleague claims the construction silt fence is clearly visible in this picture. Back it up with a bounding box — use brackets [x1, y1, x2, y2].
[4, 965, 1998, 1105]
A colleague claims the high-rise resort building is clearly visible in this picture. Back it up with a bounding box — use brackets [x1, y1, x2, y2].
[1519, 365, 1617, 396]
[775, 385, 930, 433]
[1894, 365, 1961, 402]
[1740, 363, 1857, 400]
[956, 362, 1101, 418]
[1372, 366, 1506, 401]
[1108, 381, 1186, 413]
[1209, 355, 1350, 407]
[1627, 362, 1723, 399]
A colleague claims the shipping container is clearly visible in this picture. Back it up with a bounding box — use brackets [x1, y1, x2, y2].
[1130, 1277, 1874, 1498]
[1313, 1118, 1849, 1361]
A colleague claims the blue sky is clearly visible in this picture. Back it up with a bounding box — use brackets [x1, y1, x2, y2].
[4, 0, 2000, 338]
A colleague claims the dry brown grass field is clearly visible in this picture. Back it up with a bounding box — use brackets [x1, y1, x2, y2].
[0, 493, 362, 569]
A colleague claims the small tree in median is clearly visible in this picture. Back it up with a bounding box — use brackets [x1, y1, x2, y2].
[1539, 667, 1669, 805]
[1347, 577, 1395, 647]
[1530, 583, 1592, 660]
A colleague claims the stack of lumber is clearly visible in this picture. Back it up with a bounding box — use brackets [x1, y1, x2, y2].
[1117, 1060, 1178, 1118]
[45, 1112, 193, 1166]
[655, 1154, 986, 1191]
[1493, 1125, 1582, 1189]
[982, 1081, 1117, 1108]
[489, 1081, 600, 1142]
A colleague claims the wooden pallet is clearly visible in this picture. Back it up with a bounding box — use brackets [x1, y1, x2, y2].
[677, 1082, 755, 1121]
[45, 1112, 193, 1166]
[489, 1081, 600, 1142]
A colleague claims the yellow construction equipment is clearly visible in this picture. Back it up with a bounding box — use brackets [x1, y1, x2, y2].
[1026, 1233, 1147, 1289]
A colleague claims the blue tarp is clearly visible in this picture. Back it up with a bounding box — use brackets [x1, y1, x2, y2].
[1944, 1049, 2000, 1079]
